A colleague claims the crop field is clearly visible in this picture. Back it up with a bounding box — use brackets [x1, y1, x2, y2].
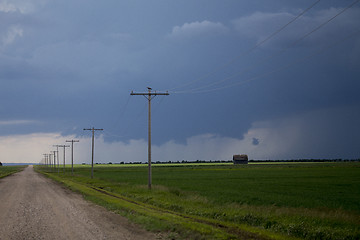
[0, 165, 26, 179]
[37, 162, 360, 240]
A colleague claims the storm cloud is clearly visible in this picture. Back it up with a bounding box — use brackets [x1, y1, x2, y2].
[0, 0, 359, 163]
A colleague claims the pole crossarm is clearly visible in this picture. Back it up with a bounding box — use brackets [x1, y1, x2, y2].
[131, 91, 169, 100]
[84, 128, 104, 131]
[130, 92, 169, 95]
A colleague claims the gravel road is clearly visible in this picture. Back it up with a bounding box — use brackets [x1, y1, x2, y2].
[0, 166, 156, 240]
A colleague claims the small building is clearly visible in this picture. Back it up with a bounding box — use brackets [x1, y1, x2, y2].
[233, 154, 248, 164]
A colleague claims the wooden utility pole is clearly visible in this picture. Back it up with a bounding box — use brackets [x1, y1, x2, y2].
[48, 153, 52, 170]
[44, 153, 50, 169]
[130, 87, 169, 189]
[43, 154, 48, 168]
[57, 145, 70, 173]
[51, 151, 56, 172]
[83, 127, 103, 179]
[53, 145, 61, 173]
[46, 154, 49, 168]
[66, 139, 80, 176]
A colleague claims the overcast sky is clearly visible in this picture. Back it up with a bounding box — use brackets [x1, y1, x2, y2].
[0, 0, 359, 163]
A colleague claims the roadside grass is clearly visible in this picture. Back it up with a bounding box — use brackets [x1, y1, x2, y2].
[36, 162, 360, 240]
[0, 165, 26, 179]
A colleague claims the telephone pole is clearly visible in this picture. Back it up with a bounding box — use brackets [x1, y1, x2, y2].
[53, 145, 61, 173]
[51, 151, 56, 172]
[48, 153, 52, 170]
[44, 153, 50, 169]
[43, 154, 47, 168]
[83, 127, 103, 179]
[57, 145, 70, 172]
[46, 154, 49, 168]
[66, 139, 80, 176]
[130, 87, 169, 189]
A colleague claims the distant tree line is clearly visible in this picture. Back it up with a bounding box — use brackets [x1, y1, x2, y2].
[248, 159, 360, 162]
[92, 159, 359, 165]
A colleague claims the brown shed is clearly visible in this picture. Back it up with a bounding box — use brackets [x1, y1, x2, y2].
[233, 154, 248, 164]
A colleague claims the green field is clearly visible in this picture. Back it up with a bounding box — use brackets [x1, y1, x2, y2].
[37, 162, 360, 240]
[0, 165, 26, 179]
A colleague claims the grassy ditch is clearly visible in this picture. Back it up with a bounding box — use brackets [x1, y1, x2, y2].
[36, 163, 360, 239]
[0, 165, 27, 179]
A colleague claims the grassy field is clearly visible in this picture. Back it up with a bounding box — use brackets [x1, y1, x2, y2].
[0, 165, 27, 179]
[36, 162, 360, 240]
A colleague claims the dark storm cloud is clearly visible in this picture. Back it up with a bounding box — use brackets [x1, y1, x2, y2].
[0, 0, 359, 161]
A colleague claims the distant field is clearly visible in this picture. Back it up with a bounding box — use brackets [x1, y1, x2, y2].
[0, 165, 26, 179]
[70, 162, 233, 167]
[37, 162, 360, 240]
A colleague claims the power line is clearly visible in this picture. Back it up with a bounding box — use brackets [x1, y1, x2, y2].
[111, 94, 132, 130]
[103, 98, 148, 140]
[172, 0, 360, 94]
[152, 95, 167, 114]
[102, 130, 127, 138]
[164, 0, 321, 92]
[183, 29, 360, 94]
[290, 0, 360, 48]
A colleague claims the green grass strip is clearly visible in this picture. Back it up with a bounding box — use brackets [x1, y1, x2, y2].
[0, 165, 27, 179]
[37, 168, 295, 240]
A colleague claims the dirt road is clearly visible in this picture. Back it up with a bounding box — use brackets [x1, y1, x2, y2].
[0, 166, 156, 240]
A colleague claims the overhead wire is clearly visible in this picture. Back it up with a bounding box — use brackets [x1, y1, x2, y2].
[102, 92, 148, 140]
[104, 0, 359, 139]
[163, 0, 322, 93]
[111, 94, 131, 130]
[184, 29, 360, 94]
[103, 129, 128, 138]
[103, 99, 148, 140]
[152, 95, 167, 114]
[171, 0, 360, 94]
[101, 94, 131, 139]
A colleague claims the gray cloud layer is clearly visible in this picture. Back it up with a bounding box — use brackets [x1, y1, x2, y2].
[0, 1, 359, 162]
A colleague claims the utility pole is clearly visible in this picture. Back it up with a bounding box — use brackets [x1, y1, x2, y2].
[48, 153, 52, 170]
[53, 145, 60, 173]
[51, 153, 54, 170]
[66, 139, 80, 176]
[130, 87, 169, 189]
[83, 127, 103, 179]
[43, 154, 47, 167]
[43, 154, 49, 169]
[51, 151, 56, 172]
[57, 145, 70, 173]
